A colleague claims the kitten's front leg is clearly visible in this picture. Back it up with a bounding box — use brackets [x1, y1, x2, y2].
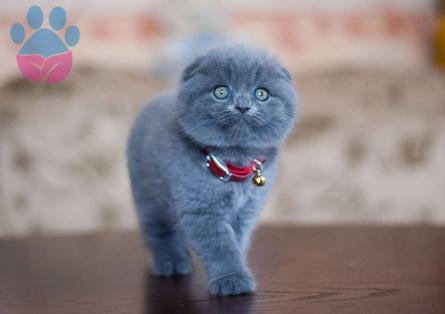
[233, 190, 272, 260]
[232, 208, 260, 261]
[179, 211, 255, 296]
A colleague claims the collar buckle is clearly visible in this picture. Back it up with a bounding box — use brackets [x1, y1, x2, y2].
[206, 153, 232, 182]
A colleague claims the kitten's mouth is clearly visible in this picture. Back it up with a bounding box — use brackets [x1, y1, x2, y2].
[228, 114, 263, 131]
[236, 114, 250, 124]
[237, 112, 267, 127]
[214, 110, 264, 129]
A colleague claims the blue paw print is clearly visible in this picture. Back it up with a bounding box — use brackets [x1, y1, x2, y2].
[10, 5, 80, 57]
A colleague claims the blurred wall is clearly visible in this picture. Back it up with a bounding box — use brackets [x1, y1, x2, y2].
[0, 0, 444, 237]
[0, 0, 437, 83]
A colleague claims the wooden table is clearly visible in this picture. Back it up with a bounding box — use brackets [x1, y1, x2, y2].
[1, 226, 445, 314]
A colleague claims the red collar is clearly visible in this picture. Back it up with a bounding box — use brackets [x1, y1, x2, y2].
[203, 149, 266, 182]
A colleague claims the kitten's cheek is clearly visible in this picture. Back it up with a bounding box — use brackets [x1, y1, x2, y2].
[208, 111, 219, 119]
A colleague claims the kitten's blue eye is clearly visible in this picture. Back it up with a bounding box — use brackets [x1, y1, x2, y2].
[254, 88, 269, 101]
[213, 86, 229, 100]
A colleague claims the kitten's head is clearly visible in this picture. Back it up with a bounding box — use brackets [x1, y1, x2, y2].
[176, 45, 298, 149]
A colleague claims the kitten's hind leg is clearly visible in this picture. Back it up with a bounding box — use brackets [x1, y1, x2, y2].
[136, 198, 192, 277]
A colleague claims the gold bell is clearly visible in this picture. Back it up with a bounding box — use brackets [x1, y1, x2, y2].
[252, 159, 266, 187]
[252, 168, 266, 187]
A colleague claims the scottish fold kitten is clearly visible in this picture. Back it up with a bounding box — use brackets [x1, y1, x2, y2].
[127, 45, 298, 296]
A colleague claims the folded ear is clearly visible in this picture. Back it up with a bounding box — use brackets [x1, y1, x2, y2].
[181, 56, 204, 82]
[278, 64, 292, 81]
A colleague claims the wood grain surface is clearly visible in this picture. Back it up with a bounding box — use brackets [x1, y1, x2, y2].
[1, 226, 445, 314]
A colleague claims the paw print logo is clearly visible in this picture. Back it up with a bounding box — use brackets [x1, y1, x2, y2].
[10, 5, 80, 84]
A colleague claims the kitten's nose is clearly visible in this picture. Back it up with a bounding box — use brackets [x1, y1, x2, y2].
[235, 96, 251, 113]
[236, 105, 251, 113]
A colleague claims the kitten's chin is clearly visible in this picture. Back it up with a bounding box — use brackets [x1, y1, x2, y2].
[213, 125, 279, 149]
[180, 125, 265, 149]
[177, 115, 282, 149]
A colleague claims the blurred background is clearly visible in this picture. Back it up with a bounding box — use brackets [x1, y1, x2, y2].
[0, 0, 444, 238]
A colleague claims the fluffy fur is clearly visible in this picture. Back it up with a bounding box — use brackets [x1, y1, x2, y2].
[127, 45, 298, 296]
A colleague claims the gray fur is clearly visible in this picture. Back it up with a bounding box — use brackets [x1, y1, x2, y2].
[127, 44, 298, 296]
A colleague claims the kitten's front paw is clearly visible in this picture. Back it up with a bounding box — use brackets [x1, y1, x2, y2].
[209, 273, 256, 296]
[152, 254, 192, 277]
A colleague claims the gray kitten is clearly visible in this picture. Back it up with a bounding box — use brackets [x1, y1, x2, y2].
[127, 45, 298, 296]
